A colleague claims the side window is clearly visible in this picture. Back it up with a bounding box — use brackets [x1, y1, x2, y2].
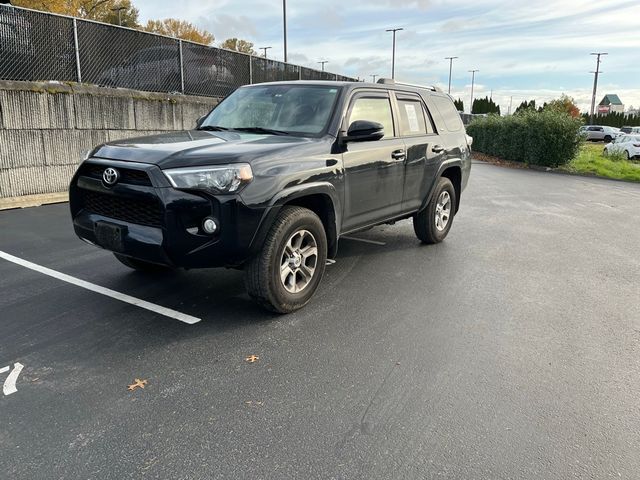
[397, 99, 429, 136]
[348, 96, 394, 138]
[430, 95, 464, 132]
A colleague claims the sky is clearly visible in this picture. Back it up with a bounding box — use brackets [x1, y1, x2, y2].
[135, 0, 640, 114]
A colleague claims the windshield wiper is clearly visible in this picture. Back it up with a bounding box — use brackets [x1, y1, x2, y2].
[232, 127, 291, 136]
[197, 125, 231, 131]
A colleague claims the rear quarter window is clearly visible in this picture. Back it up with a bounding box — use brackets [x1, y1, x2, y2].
[429, 95, 464, 132]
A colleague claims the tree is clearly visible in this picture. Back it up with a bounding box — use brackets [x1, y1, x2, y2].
[219, 38, 256, 55]
[515, 100, 536, 114]
[144, 18, 214, 45]
[544, 94, 580, 118]
[453, 98, 464, 112]
[14, 0, 139, 26]
[472, 96, 500, 115]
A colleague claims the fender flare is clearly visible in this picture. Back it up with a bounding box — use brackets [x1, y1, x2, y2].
[418, 159, 464, 212]
[248, 182, 341, 257]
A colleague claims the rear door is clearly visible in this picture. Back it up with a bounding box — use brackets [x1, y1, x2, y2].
[341, 90, 407, 231]
[392, 91, 444, 212]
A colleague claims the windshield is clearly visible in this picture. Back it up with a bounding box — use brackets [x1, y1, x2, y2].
[201, 84, 341, 136]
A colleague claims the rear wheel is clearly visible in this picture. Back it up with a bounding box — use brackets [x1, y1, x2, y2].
[604, 135, 612, 142]
[413, 176, 456, 244]
[114, 253, 174, 273]
[626, 150, 631, 160]
[244, 206, 327, 313]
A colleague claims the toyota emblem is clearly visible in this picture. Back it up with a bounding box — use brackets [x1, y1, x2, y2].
[102, 167, 120, 186]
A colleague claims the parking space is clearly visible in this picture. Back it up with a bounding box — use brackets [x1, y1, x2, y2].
[1, 163, 640, 479]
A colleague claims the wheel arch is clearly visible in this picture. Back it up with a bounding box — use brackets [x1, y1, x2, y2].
[249, 182, 340, 259]
[420, 161, 463, 214]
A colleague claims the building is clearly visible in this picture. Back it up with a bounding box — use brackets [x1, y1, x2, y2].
[597, 94, 624, 115]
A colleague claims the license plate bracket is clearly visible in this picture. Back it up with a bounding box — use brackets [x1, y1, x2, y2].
[94, 221, 126, 252]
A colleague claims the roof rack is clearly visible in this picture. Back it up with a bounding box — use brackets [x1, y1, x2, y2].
[376, 78, 442, 93]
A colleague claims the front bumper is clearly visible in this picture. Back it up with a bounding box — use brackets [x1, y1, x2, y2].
[69, 159, 267, 269]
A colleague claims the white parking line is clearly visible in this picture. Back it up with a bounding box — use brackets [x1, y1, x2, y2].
[3, 362, 23, 396]
[0, 250, 201, 325]
[341, 236, 387, 246]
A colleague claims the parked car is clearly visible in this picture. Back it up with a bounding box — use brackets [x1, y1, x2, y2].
[0, 2, 35, 79]
[620, 126, 633, 134]
[96, 46, 235, 95]
[69, 79, 472, 312]
[579, 125, 620, 142]
[603, 135, 640, 159]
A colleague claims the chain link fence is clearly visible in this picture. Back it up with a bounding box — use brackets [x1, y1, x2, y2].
[0, 4, 357, 98]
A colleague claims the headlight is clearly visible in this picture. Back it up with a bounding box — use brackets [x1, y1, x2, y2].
[163, 164, 253, 194]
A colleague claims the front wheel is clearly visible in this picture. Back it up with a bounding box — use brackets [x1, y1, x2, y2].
[413, 176, 457, 244]
[604, 135, 612, 143]
[244, 206, 327, 313]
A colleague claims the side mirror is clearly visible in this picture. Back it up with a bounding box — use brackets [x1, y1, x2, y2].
[344, 120, 384, 142]
[196, 114, 207, 128]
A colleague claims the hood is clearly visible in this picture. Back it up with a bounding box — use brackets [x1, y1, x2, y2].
[91, 130, 325, 169]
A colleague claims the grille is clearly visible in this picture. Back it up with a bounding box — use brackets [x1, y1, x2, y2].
[80, 164, 152, 186]
[82, 190, 163, 227]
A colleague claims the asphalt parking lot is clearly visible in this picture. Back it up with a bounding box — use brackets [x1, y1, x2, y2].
[1, 162, 639, 479]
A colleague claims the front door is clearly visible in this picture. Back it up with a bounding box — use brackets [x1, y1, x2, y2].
[341, 91, 406, 232]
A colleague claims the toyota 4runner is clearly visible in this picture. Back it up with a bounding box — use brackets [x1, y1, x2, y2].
[69, 79, 472, 313]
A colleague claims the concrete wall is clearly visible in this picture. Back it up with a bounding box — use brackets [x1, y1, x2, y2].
[0, 80, 219, 200]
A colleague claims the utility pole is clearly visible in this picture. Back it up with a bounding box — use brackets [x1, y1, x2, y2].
[370, 74, 378, 83]
[283, 0, 288, 62]
[468, 69, 478, 114]
[318, 60, 328, 71]
[386, 27, 403, 79]
[445, 56, 458, 94]
[508, 96, 513, 115]
[111, 6, 126, 26]
[260, 46, 272, 58]
[589, 52, 607, 124]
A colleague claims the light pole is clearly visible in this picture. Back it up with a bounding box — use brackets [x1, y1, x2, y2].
[468, 69, 478, 114]
[283, 0, 288, 62]
[318, 60, 328, 71]
[386, 27, 403, 79]
[370, 74, 378, 83]
[260, 46, 272, 58]
[445, 56, 458, 94]
[589, 52, 607, 124]
[111, 6, 126, 26]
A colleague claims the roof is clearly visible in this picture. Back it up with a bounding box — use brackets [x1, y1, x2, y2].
[599, 94, 623, 106]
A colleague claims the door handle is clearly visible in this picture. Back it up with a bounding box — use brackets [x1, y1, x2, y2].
[391, 149, 406, 160]
[432, 145, 445, 154]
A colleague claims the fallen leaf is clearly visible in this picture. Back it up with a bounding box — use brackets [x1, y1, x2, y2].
[245, 355, 259, 363]
[128, 378, 148, 391]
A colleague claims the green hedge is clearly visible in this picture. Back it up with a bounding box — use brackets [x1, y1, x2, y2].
[466, 110, 583, 167]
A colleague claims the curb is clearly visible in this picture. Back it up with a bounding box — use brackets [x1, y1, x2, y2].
[0, 192, 68, 211]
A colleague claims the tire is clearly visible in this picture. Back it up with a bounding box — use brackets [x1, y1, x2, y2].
[114, 253, 174, 273]
[604, 135, 612, 143]
[244, 206, 327, 313]
[626, 150, 631, 160]
[413, 176, 457, 244]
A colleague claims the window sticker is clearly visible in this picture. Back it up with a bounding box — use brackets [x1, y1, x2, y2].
[404, 103, 420, 132]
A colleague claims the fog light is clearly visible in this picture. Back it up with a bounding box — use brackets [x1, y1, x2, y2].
[202, 217, 218, 234]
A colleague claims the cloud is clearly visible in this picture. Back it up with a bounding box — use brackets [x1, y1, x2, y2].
[132, 0, 640, 110]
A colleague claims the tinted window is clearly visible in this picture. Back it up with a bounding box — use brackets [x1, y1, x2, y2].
[430, 95, 463, 132]
[397, 99, 430, 136]
[203, 84, 340, 136]
[348, 97, 394, 138]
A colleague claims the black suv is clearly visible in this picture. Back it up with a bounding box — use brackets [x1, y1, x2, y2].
[70, 80, 472, 312]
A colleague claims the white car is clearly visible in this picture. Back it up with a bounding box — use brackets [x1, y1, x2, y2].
[579, 125, 621, 142]
[603, 135, 640, 160]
